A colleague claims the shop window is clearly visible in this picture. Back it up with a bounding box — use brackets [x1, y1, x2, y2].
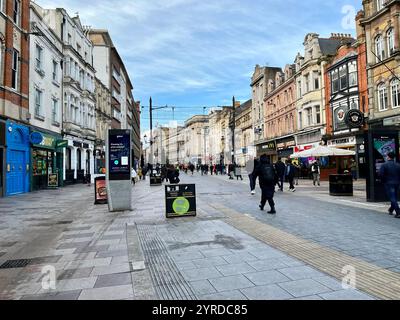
[32, 150, 53, 177]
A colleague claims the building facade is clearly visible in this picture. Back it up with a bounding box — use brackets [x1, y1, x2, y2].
[0, 0, 30, 197]
[234, 99, 254, 166]
[361, 0, 400, 132]
[294, 33, 345, 156]
[264, 65, 297, 162]
[29, 3, 65, 191]
[42, 9, 97, 185]
[183, 115, 209, 165]
[324, 18, 369, 178]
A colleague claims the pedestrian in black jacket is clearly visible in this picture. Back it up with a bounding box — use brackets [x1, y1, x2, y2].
[275, 158, 286, 192]
[285, 159, 296, 192]
[253, 154, 278, 214]
[380, 152, 400, 218]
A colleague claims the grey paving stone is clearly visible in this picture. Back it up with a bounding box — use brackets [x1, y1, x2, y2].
[247, 258, 289, 271]
[278, 266, 323, 281]
[175, 260, 197, 271]
[278, 257, 306, 267]
[319, 289, 375, 300]
[171, 251, 205, 261]
[21, 290, 81, 300]
[241, 284, 293, 300]
[64, 258, 112, 269]
[313, 276, 347, 291]
[279, 279, 331, 298]
[79, 284, 134, 300]
[95, 250, 127, 259]
[57, 242, 92, 250]
[61, 233, 95, 240]
[101, 235, 124, 241]
[247, 248, 286, 259]
[189, 280, 217, 295]
[244, 270, 290, 286]
[57, 267, 94, 281]
[182, 267, 222, 282]
[215, 263, 256, 276]
[222, 252, 258, 264]
[290, 295, 324, 300]
[200, 290, 248, 300]
[371, 259, 399, 269]
[191, 256, 228, 268]
[200, 248, 234, 258]
[94, 272, 132, 288]
[209, 275, 254, 292]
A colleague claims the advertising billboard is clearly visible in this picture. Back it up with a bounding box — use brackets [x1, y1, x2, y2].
[108, 130, 131, 181]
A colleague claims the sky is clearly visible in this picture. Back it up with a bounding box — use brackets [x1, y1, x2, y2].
[36, 0, 361, 131]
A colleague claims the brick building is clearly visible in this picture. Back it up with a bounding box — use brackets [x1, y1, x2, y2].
[0, 0, 30, 197]
[324, 18, 368, 178]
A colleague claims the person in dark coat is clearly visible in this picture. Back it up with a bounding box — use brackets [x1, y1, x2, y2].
[253, 154, 278, 214]
[275, 158, 286, 192]
[285, 159, 297, 192]
[380, 152, 400, 218]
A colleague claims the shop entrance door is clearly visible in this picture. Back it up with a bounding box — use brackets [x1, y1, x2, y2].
[7, 149, 26, 195]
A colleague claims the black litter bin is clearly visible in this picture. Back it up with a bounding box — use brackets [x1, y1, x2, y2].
[329, 174, 353, 196]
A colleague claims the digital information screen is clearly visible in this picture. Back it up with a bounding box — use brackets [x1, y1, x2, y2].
[109, 130, 131, 180]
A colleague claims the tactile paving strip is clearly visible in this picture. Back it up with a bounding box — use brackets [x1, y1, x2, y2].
[136, 224, 197, 300]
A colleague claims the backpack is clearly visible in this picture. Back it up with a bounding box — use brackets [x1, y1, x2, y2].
[260, 164, 276, 183]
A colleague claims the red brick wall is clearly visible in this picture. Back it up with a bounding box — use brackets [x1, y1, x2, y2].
[0, 0, 30, 115]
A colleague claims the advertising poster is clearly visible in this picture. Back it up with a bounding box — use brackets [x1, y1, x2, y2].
[95, 177, 108, 205]
[165, 184, 196, 218]
[48, 173, 58, 188]
[373, 137, 396, 174]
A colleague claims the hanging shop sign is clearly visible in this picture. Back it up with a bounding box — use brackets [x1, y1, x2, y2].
[276, 138, 296, 151]
[165, 184, 196, 218]
[345, 109, 365, 128]
[30, 132, 43, 145]
[328, 136, 356, 148]
[56, 140, 68, 149]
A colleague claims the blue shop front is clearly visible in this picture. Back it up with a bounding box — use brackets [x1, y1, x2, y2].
[5, 121, 30, 196]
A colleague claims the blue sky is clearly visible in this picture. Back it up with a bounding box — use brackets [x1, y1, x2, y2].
[37, 0, 361, 131]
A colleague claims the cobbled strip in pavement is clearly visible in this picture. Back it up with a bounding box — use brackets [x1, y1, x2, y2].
[136, 224, 197, 300]
[213, 203, 400, 300]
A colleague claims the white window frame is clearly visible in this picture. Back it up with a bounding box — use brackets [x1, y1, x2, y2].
[376, 35, 385, 62]
[52, 60, 58, 82]
[11, 49, 19, 90]
[34, 88, 43, 117]
[378, 83, 388, 111]
[387, 28, 395, 56]
[13, 0, 20, 26]
[35, 44, 43, 72]
[391, 79, 400, 109]
[315, 105, 321, 124]
[377, 0, 385, 11]
[52, 98, 59, 123]
[306, 108, 313, 126]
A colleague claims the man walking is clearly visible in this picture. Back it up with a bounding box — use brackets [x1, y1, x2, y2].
[275, 158, 286, 192]
[380, 152, 400, 218]
[247, 157, 259, 195]
[311, 160, 321, 186]
[285, 159, 296, 192]
[253, 154, 278, 214]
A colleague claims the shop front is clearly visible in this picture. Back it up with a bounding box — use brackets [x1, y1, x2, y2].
[276, 137, 296, 161]
[30, 131, 65, 191]
[256, 141, 277, 162]
[0, 121, 5, 197]
[5, 121, 30, 196]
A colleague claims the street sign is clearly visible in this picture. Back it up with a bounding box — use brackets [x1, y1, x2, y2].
[165, 184, 196, 218]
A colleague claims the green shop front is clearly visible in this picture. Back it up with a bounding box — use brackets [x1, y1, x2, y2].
[30, 131, 66, 191]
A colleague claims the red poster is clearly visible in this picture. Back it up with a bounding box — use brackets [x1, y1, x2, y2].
[95, 177, 108, 204]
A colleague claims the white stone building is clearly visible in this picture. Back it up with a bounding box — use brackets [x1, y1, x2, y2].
[42, 8, 97, 184]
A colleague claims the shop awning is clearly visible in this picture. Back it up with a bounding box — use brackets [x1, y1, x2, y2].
[290, 145, 356, 158]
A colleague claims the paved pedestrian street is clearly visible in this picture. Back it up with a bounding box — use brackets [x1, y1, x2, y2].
[3, 173, 400, 300]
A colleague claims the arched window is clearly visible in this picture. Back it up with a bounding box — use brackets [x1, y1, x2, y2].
[391, 79, 400, 108]
[376, 35, 385, 61]
[387, 28, 395, 56]
[378, 83, 388, 111]
[77, 149, 82, 170]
